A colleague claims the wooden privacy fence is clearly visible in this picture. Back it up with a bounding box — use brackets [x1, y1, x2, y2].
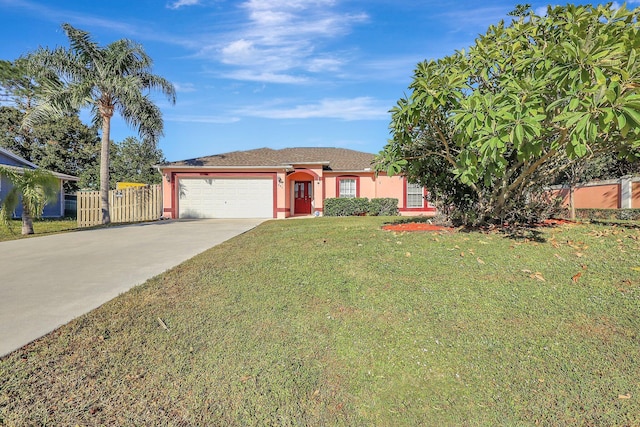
[78, 184, 162, 227]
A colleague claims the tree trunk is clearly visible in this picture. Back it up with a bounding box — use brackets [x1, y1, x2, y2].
[100, 117, 111, 224]
[21, 200, 34, 235]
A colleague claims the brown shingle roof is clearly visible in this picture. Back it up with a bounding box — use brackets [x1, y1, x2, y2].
[163, 147, 376, 171]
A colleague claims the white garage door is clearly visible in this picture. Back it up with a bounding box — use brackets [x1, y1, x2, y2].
[178, 178, 273, 218]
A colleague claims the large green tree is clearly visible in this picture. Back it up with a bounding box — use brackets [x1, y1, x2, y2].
[26, 24, 176, 224]
[0, 106, 100, 191]
[79, 136, 165, 190]
[376, 4, 640, 224]
[0, 167, 59, 235]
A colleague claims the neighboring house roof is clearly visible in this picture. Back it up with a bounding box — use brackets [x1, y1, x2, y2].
[0, 147, 79, 181]
[161, 147, 376, 172]
[0, 146, 39, 169]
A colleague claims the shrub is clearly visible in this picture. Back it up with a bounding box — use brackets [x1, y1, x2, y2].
[324, 198, 370, 216]
[368, 198, 399, 216]
[575, 208, 640, 221]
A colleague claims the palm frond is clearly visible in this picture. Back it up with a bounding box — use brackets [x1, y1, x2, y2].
[0, 166, 59, 223]
[61, 24, 103, 68]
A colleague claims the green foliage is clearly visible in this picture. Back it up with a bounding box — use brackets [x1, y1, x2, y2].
[376, 4, 640, 225]
[0, 57, 56, 110]
[552, 151, 640, 185]
[25, 24, 176, 144]
[25, 23, 176, 224]
[368, 198, 399, 216]
[0, 167, 59, 234]
[576, 208, 640, 221]
[325, 198, 400, 216]
[79, 137, 164, 189]
[111, 137, 164, 186]
[0, 106, 100, 191]
[324, 198, 370, 216]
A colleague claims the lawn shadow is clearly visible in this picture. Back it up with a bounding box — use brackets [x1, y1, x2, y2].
[382, 216, 437, 226]
[588, 219, 640, 229]
[499, 225, 547, 242]
[455, 223, 549, 242]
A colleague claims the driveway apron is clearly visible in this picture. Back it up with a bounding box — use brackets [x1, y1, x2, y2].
[0, 219, 265, 357]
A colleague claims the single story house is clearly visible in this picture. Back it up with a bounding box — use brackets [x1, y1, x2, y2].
[158, 147, 436, 219]
[0, 147, 78, 218]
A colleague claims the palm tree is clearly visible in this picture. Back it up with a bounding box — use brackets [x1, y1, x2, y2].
[0, 167, 59, 235]
[26, 23, 176, 224]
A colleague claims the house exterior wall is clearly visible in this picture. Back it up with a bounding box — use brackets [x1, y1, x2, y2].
[575, 184, 620, 208]
[552, 184, 620, 209]
[160, 166, 436, 219]
[286, 166, 324, 217]
[306, 172, 434, 216]
[633, 182, 640, 208]
[160, 167, 283, 219]
[549, 177, 640, 210]
[373, 174, 405, 199]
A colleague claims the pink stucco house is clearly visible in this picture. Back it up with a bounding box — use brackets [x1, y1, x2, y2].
[157, 147, 436, 219]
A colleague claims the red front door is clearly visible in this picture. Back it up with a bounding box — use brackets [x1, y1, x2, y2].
[294, 181, 312, 214]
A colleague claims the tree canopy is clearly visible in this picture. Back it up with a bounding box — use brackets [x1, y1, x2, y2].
[26, 24, 176, 224]
[0, 106, 100, 191]
[79, 136, 165, 190]
[375, 3, 640, 224]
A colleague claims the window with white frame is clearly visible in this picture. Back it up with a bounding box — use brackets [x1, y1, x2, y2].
[339, 178, 356, 198]
[406, 182, 425, 208]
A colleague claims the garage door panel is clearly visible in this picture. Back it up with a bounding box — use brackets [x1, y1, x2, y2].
[179, 178, 273, 218]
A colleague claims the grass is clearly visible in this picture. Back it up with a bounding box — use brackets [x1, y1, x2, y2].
[0, 218, 78, 242]
[1, 217, 639, 425]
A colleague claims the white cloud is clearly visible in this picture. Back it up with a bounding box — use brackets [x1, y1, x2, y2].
[172, 82, 197, 92]
[440, 6, 510, 33]
[223, 70, 309, 84]
[220, 39, 256, 63]
[167, 0, 200, 10]
[235, 97, 389, 121]
[198, 0, 368, 83]
[307, 57, 343, 73]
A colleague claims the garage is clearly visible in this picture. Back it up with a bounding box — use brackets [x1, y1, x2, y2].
[178, 178, 274, 218]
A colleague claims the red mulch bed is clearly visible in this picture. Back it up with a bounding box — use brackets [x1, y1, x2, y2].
[381, 222, 453, 232]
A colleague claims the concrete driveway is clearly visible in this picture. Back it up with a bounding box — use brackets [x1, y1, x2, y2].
[0, 218, 266, 357]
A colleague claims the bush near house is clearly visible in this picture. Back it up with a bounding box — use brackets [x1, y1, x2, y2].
[576, 208, 640, 221]
[324, 198, 399, 216]
[367, 198, 399, 216]
[324, 198, 370, 216]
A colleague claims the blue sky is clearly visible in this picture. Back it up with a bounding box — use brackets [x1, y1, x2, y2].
[1, 1, 635, 161]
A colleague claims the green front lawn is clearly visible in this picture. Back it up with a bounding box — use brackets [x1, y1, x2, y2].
[0, 218, 77, 242]
[1, 217, 639, 425]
